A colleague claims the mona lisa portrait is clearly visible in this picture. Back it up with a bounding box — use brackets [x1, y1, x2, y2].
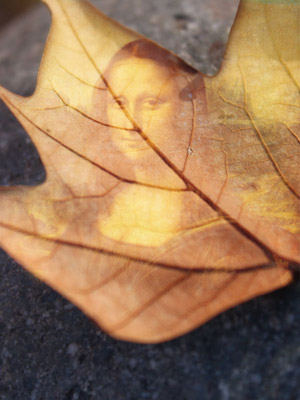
[93, 39, 209, 249]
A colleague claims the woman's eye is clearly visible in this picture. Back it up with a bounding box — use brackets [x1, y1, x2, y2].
[145, 98, 157, 106]
[143, 97, 165, 108]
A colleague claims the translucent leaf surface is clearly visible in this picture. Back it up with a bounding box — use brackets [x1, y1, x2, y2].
[0, 0, 298, 342]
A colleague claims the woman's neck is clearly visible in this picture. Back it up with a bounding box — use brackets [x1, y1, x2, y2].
[99, 186, 183, 247]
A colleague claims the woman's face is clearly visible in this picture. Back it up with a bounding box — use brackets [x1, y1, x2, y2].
[106, 57, 178, 160]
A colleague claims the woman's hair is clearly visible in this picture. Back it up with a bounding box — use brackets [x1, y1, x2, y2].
[102, 39, 207, 106]
[104, 39, 197, 77]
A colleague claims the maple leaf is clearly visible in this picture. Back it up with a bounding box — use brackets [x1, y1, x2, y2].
[0, 0, 298, 343]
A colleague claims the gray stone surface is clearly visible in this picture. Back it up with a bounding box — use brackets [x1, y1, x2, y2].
[0, 1, 299, 399]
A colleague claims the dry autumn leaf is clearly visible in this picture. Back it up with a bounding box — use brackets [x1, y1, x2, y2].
[0, 0, 299, 343]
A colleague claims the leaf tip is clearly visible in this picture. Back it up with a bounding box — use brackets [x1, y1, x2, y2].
[0, 85, 28, 117]
[0, 85, 12, 102]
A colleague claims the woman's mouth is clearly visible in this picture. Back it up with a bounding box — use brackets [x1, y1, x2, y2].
[116, 137, 150, 154]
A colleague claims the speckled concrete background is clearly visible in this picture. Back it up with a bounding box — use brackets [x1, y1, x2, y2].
[0, 1, 299, 399]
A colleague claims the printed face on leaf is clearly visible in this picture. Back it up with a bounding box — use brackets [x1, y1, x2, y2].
[105, 57, 178, 160]
[93, 40, 201, 181]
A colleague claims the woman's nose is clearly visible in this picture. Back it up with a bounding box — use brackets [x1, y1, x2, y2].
[127, 103, 143, 131]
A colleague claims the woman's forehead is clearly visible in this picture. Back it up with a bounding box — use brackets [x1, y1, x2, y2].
[107, 57, 176, 86]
